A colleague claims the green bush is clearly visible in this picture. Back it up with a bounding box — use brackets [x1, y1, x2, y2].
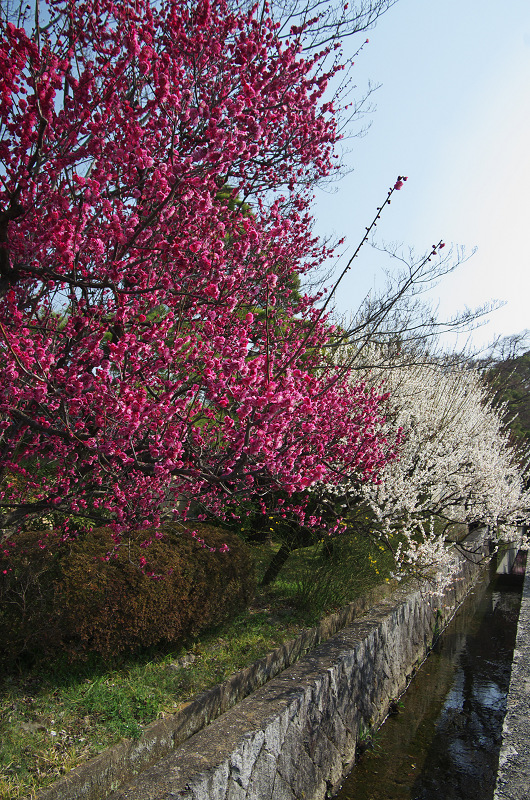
[0, 530, 69, 663]
[291, 533, 395, 615]
[0, 524, 255, 663]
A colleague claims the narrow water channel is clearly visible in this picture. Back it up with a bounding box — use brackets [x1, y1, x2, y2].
[334, 564, 524, 800]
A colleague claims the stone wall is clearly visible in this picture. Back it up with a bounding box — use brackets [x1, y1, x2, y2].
[106, 549, 483, 800]
[494, 564, 530, 800]
[38, 545, 485, 800]
[36, 583, 396, 800]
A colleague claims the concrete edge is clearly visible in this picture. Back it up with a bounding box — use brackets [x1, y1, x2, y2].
[35, 582, 396, 800]
[107, 546, 487, 800]
[494, 561, 530, 800]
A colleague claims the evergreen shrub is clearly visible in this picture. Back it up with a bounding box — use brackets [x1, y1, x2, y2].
[0, 530, 67, 663]
[0, 524, 255, 662]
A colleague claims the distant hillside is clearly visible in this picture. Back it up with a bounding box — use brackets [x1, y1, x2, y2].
[486, 350, 530, 447]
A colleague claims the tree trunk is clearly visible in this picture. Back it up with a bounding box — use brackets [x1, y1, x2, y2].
[260, 543, 292, 586]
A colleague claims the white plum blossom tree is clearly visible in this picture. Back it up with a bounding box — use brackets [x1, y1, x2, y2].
[326, 349, 530, 577]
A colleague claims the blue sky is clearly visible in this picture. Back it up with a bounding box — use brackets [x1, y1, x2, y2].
[312, 0, 530, 351]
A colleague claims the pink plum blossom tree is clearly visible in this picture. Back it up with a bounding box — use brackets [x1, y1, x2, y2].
[0, 0, 395, 539]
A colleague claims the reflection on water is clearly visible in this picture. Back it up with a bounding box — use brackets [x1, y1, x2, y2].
[334, 568, 522, 800]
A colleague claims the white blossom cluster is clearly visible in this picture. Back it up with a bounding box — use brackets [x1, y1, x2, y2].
[325, 349, 530, 577]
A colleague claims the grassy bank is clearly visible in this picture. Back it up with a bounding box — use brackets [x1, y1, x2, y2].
[0, 535, 396, 800]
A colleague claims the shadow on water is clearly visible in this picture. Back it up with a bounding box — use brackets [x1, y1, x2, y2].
[334, 563, 523, 800]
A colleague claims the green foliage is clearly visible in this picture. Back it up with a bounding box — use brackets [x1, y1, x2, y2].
[215, 184, 252, 216]
[0, 525, 255, 664]
[486, 350, 530, 446]
[288, 533, 395, 615]
[68, 673, 163, 740]
[0, 530, 69, 663]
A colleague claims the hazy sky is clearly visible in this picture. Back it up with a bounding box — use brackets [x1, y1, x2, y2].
[312, 0, 530, 351]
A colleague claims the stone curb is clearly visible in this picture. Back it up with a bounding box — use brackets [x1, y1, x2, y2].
[108, 552, 483, 800]
[494, 564, 530, 800]
[35, 583, 396, 800]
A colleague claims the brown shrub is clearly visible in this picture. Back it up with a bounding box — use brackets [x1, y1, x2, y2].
[0, 530, 69, 662]
[0, 524, 255, 663]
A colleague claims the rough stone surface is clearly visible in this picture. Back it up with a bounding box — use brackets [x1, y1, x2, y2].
[34, 543, 489, 800]
[36, 584, 394, 800]
[107, 549, 484, 800]
[495, 566, 530, 800]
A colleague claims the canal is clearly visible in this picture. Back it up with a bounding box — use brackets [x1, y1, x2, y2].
[334, 562, 524, 800]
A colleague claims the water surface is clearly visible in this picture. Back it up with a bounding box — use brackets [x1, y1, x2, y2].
[334, 568, 522, 800]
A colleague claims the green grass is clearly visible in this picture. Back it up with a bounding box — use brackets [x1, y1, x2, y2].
[0, 534, 395, 800]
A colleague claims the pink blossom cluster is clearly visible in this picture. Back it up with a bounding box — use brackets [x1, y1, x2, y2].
[0, 0, 395, 541]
